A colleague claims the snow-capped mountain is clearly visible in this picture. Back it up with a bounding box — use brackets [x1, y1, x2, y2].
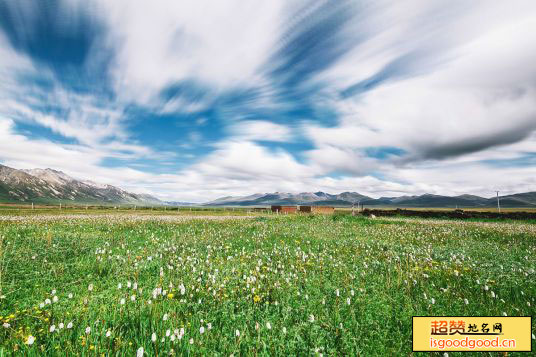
[205, 191, 371, 206]
[0, 164, 161, 205]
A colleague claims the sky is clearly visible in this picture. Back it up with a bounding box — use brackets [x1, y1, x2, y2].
[0, 0, 535, 202]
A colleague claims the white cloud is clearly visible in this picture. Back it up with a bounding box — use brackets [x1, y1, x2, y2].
[193, 140, 314, 180]
[305, 145, 377, 176]
[97, 0, 284, 105]
[305, 1, 536, 169]
[228, 121, 293, 142]
[0, 27, 159, 164]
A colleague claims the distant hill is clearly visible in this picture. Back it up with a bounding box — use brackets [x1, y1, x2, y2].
[492, 192, 536, 207]
[375, 193, 488, 207]
[0, 164, 162, 205]
[204, 191, 371, 206]
[205, 191, 536, 208]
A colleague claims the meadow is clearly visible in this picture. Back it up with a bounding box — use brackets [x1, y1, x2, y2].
[0, 213, 534, 356]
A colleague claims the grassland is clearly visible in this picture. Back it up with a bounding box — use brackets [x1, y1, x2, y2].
[0, 213, 534, 355]
[337, 206, 536, 213]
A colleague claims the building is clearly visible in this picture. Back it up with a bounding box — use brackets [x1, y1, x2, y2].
[297, 205, 335, 214]
[271, 205, 334, 214]
[271, 205, 297, 214]
[312, 206, 335, 214]
[298, 205, 312, 213]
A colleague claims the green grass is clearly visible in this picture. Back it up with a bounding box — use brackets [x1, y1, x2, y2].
[0, 215, 534, 355]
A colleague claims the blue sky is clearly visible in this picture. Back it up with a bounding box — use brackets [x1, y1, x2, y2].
[0, 0, 535, 201]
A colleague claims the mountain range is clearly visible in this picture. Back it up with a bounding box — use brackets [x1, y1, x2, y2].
[1, 163, 535, 208]
[204, 191, 536, 208]
[0, 164, 161, 205]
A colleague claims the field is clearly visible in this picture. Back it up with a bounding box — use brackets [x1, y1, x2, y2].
[0, 213, 535, 355]
[337, 206, 536, 213]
